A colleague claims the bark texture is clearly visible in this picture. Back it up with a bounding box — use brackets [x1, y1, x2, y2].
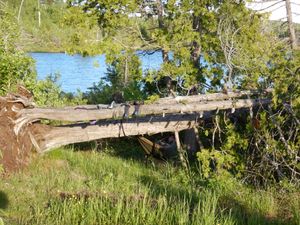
[0, 89, 271, 172]
[285, 0, 297, 49]
[32, 114, 200, 152]
[17, 98, 270, 124]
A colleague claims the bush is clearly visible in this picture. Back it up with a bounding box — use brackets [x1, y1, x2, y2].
[0, 7, 36, 95]
[196, 50, 300, 187]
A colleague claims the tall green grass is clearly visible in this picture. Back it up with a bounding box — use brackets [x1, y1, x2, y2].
[0, 147, 299, 225]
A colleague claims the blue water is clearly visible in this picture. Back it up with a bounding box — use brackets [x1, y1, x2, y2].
[30, 52, 163, 93]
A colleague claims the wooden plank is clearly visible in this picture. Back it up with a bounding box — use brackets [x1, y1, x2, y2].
[18, 98, 270, 123]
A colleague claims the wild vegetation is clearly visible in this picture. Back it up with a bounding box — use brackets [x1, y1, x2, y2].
[1, 147, 300, 225]
[0, 1, 84, 105]
[0, 0, 299, 224]
[4, 0, 99, 53]
[65, 0, 300, 187]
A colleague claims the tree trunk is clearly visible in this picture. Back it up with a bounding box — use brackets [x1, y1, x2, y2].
[285, 0, 297, 49]
[185, 14, 201, 153]
[17, 98, 270, 125]
[31, 114, 200, 152]
[191, 15, 201, 69]
[61, 89, 271, 110]
[37, 0, 41, 27]
[17, 0, 25, 23]
[175, 130, 186, 168]
[156, 0, 169, 63]
[0, 89, 271, 171]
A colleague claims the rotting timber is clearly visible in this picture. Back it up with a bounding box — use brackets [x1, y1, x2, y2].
[0, 88, 271, 172]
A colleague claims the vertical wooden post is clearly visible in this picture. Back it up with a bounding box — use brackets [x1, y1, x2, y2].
[175, 130, 188, 169]
[193, 126, 204, 150]
[124, 55, 128, 86]
[175, 130, 182, 159]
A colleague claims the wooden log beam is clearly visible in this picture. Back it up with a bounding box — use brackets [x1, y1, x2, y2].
[155, 89, 271, 105]
[62, 89, 272, 110]
[33, 114, 203, 152]
[18, 98, 271, 123]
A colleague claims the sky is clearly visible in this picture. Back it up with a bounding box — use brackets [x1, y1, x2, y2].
[247, 0, 300, 24]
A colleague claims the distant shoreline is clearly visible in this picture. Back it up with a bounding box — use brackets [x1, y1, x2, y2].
[28, 50, 66, 54]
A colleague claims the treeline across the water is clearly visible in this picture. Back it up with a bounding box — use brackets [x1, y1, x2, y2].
[3, 0, 300, 53]
[3, 0, 99, 52]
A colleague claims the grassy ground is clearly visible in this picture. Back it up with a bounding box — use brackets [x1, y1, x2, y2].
[0, 142, 299, 225]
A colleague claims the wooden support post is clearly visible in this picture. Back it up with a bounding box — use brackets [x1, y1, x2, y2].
[175, 130, 182, 158]
[175, 130, 187, 169]
[193, 126, 204, 150]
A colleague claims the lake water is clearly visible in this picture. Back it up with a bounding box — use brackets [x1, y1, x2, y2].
[30, 52, 163, 93]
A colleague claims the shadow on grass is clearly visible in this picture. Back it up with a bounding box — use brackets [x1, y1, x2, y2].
[140, 174, 203, 222]
[72, 137, 146, 161]
[140, 174, 198, 201]
[140, 174, 290, 225]
[219, 195, 290, 225]
[0, 191, 8, 209]
[105, 138, 146, 160]
[71, 132, 182, 162]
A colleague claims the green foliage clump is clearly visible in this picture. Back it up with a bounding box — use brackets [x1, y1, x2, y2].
[67, 0, 276, 94]
[197, 88, 300, 187]
[62, 6, 99, 55]
[26, 73, 86, 107]
[0, 3, 85, 107]
[197, 116, 249, 179]
[145, 94, 160, 104]
[85, 52, 145, 104]
[0, 7, 36, 95]
[1, 0, 99, 53]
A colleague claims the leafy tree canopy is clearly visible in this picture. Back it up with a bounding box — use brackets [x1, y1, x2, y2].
[65, 0, 291, 95]
[0, 1, 85, 106]
[66, 0, 300, 186]
[0, 4, 35, 94]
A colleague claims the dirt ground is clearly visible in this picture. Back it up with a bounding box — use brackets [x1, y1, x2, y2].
[0, 93, 33, 173]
